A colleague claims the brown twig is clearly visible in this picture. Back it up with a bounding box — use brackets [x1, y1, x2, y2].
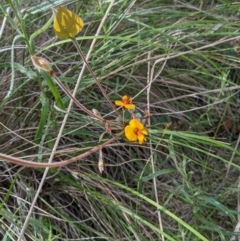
[72, 39, 120, 117]
[0, 131, 123, 168]
[53, 74, 106, 122]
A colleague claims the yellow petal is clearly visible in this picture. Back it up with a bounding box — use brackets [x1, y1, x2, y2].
[137, 134, 145, 144]
[115, 100, 124, 106]
[141, 128, 148, 135]
[125, 125, 137, 141]
[129, 119, 143, 130]
[122, 95, 129, 101]
[53, 6, 84, 39]
[122, 95, 133, 104]
[125, 104, 135, 110]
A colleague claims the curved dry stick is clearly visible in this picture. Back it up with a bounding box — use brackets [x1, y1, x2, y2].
[0, 131, 123, 168]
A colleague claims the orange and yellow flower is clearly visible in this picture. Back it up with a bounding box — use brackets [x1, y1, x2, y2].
[115, 95, 135, 110]
[125, 119, 148, 144]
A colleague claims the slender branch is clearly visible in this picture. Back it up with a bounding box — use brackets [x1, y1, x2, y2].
[0, 131, 123, 168]
[53, 74, 105, 122]
[72, 39, 120, 116]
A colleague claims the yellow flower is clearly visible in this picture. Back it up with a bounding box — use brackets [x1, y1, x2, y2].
[115, 95, 135, 110]
[53, 6, 84, 40]
[125, 119, 148, 144]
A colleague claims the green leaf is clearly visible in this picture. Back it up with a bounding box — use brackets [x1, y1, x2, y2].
[140, 169, 177, 182]
[42, 71, 65, 110]
[34, 93, 49, 143]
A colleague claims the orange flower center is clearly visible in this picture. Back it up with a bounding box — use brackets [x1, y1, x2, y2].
[123, 97, 131, 104]
[134, 128, 142, 136]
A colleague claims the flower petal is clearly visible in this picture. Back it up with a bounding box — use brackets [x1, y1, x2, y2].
[115, 100, 124, 106]
[125, 125, 137, 141]
[137, 134, 146, 144]
[129, 119, 143, 130]
[125, 104, 135, 110]
[141, 128, 148, 135]
[122, 95, 128, 101]
[53, 6, 84, 40]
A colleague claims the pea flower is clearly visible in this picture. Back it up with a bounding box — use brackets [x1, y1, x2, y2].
[125, 119, 148, 144]
[53, 6, 84, 40]
[115, 95, 135, 110]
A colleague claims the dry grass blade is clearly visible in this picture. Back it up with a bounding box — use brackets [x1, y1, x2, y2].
[17, 1, 116, 240]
